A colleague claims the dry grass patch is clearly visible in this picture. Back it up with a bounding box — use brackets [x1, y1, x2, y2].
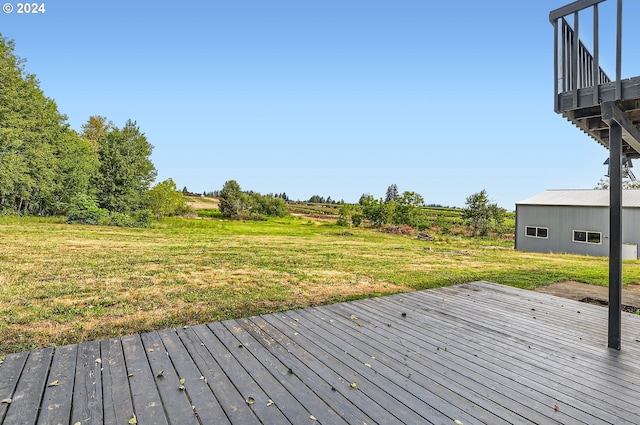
[2, 215, 640, 357]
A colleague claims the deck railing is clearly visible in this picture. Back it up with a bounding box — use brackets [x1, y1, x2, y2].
[558, 18, 610, 94]
[550, 0, 621, 111]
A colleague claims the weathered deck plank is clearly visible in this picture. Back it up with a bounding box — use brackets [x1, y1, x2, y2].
[37, 344, 76, 425]
[3, 347, 52, 425]
[1, 281, 640, 424]
[100, 337, 134, 425]
[70, 340, 102, 425]
[0, 351, 28, 422]
[120, 334, 168, 425]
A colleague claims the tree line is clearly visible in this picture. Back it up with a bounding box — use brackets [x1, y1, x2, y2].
[338, 184, 507, 237]
[0, 35, 185, 225]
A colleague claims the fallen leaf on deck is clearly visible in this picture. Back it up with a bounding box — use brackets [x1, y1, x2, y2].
[1, 398, 11, 404]
[48, 380, 61, 387]
[129, 414, 137, 424]
[157, 370, 165, 377]
[350, 382, 358, 389]
[267, 399, 274, 407]
[310, 414, 317, 420]
[246, 397, 255, 405]
[95, 358, 102, 364]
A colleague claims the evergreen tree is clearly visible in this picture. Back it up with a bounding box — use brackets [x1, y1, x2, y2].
[385, 184, 399, 203]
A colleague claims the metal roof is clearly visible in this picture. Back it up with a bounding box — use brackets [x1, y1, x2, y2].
[517, 190, 640, 207]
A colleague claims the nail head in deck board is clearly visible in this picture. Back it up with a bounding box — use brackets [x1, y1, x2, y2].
[120, 334, 168, 425]
[36, 344, 77, 425]
[0, 351, 28, 421]
[70, 341, 102, 425]
[140, 332, 200, 425]
[2, 347, 53, 425]
[157, 329, 230, 424]
[100, 338, 134, 425]
[176, 326, 262, 425]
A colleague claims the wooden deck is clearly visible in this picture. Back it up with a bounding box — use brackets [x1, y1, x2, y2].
[2, 281, 640, 424]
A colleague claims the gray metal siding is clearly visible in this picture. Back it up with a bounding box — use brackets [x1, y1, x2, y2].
[516, 205, 609, 256]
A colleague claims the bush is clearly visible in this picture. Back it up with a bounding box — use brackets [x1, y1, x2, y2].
[148, 178, 189, 218]
[65, 194, 108, 225]
[132, 209, 155, 227]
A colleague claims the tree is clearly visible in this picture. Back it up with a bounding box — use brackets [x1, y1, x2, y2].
[0, 35, 97, 215]
[393, 191, 424, 227]
[219, 180, 246, 218]
[337, 203, 363, 227]
[93, 120, 157, 212]
[595, 177, 640, 190]
[148, 178, 188, 218]
[219, 180, 288, 219]
[80, 115, 114, 149]
[385, 184, 399, 203]
[461, 189, 505, 236]
[361, 195, 387, 227]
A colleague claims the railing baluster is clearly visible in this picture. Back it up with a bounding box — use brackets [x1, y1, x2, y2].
[573, 11, 579, 108]
[554, 12, 610, 102]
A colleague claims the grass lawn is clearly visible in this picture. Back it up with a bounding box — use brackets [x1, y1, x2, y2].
[1, 215, 639, 357]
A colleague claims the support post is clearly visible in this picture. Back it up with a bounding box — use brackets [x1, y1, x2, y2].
[609, 121, 623, 350]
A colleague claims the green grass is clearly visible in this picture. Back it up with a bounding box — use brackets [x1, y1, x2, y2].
[1, 214, 638, 357]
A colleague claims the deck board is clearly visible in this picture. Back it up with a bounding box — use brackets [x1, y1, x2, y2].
[37, 344, 76, 425]
[1, 281, 640, 424]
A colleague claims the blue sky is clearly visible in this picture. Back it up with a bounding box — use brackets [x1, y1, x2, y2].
[2, 0, 639, 209]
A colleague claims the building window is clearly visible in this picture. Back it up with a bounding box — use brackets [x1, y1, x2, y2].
[525, 226, 548, 239]
[573, 230, 601, 244]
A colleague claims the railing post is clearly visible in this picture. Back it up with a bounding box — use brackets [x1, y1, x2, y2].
[573, 11, 579, 108]
[593, 3, 599, 104]
[616, 0, 622, 100]
[554, 19, 560, 112]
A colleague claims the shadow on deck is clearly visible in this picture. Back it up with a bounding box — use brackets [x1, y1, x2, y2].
[1, 281, 640, 424]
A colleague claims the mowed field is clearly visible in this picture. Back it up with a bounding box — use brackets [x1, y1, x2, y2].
[1, 209, 640, 357]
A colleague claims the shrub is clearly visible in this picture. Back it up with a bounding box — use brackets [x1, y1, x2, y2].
[65, 194, 108, 225]
[148, 178, 189, 218]
[132, 209, 155, 227]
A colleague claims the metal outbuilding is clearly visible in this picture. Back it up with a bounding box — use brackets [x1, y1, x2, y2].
[515, 189, 640, 259]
